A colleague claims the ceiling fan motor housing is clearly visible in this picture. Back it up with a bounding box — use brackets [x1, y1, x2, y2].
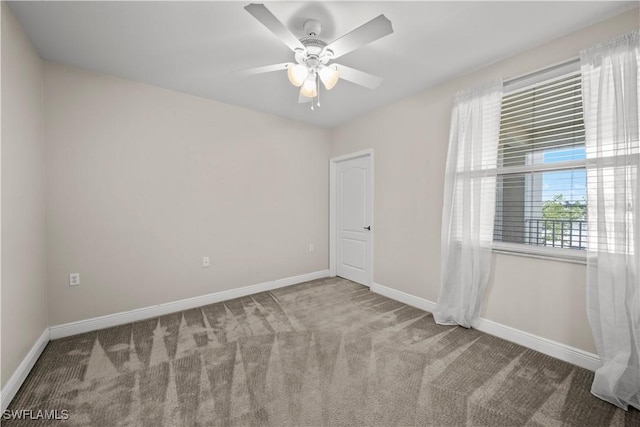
[296, 36, 331, 71]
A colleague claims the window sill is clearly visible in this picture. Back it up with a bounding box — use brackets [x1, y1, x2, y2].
[491, 242, 587, 265]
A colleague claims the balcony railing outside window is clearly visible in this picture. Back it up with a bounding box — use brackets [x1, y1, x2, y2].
[525, 218, 587, 249]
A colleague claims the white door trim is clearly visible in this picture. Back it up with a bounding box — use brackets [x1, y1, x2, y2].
[329, 149, 374, 286]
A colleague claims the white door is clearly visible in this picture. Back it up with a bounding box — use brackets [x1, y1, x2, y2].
[336, 155, 372, 285]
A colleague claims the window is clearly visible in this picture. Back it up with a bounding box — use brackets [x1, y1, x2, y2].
[493, 65, 587, 259]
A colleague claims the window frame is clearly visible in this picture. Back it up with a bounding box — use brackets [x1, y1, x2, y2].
[492, 59, 587, 264]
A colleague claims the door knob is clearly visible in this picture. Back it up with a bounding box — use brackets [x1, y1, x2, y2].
[364, 226, 371, 230]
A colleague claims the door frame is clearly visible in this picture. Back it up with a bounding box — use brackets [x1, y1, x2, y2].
[329, 149, 374, 286]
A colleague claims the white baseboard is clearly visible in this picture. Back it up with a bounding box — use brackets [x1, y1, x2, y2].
[1, 329, 49, 412]
[370, 282, 437, 313]
[49, 270, 329, 340]
[371, 282, 601, 372]
[473, 317, 601, 371]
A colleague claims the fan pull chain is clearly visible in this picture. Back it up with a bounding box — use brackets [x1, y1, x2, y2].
[310, 74, 313, 110]
[317, 75, 321, 107]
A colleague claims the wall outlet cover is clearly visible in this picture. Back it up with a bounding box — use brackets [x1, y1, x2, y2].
[69, 273, 80, 287]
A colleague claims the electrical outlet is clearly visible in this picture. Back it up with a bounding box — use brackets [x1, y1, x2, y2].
[202, 256, 210, 267]
[308, 244, 314, 252]
[69, 273, 80, 287]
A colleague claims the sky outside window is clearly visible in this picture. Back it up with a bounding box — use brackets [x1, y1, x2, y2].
[541, 147, 586, 202]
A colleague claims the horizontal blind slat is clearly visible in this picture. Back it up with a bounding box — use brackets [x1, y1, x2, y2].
[501, 73, 581, 106]
[501, 91, 582, 116]
[500, 108, 583, 132]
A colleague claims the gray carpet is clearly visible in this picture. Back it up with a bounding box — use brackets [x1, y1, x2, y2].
[6, 277, 640, 426]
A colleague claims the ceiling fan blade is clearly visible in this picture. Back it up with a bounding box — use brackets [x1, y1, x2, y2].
[335, 64, 383, 89]
[298, 92, 313, 103]
[240, 62, 293, 76]
[323, 15, 393, 59]
[245, 4, 305, 53]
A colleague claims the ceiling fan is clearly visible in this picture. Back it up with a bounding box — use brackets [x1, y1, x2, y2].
[241, 3, 393, 108]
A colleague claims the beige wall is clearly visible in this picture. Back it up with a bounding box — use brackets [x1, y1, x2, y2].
[44, 63, 330, 325]
[1, 3, 48, 388]
[330, 9, 639, 354]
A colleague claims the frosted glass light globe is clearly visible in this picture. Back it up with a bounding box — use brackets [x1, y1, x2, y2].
[300, 76, 318, 98]
[287, 64, 308, 87]
[319, 65, 339, 90]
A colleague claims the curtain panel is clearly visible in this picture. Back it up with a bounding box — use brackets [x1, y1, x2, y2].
[581, 30, 640, 410]
[434, 80, 503, 328]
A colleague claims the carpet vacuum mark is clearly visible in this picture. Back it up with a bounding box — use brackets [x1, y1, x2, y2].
[6, 277, 639, 426]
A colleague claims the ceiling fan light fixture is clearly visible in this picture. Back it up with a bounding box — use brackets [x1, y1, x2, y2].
[243, 4, 393, 106]
[300, 76, 318, 98]
[319, 65, 339, 90]
[287, 64, 308, 87]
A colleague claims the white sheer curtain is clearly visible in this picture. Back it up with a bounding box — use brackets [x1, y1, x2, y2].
[434, 80, 502, 328]
[581, 30, 640, 410]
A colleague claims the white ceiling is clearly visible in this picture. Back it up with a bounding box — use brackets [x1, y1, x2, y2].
[8, 1, 637, 128]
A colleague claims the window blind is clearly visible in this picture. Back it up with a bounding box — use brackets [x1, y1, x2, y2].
[499, 73, 584, 167]
[494, 72, 588, 251]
